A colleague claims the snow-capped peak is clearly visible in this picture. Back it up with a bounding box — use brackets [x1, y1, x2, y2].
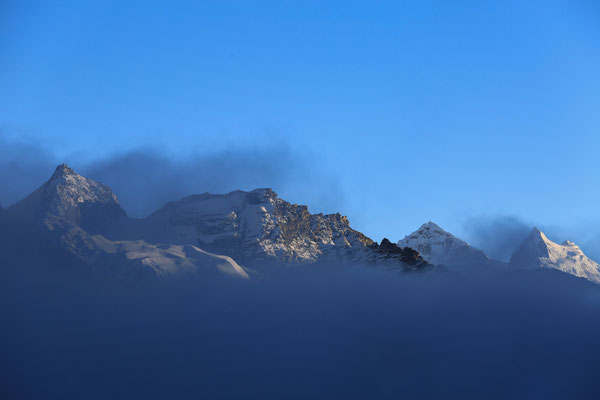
[419, 221, 444, 231]
[397, 221, 489, 267]
[510, 227, 600, 283]
[7, 164, 126, 230]
[46, 164, 119, 204]
[50, 163, 77, 180]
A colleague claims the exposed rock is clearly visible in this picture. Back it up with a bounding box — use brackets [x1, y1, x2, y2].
[142, 189, 425, 269]
[370, 238, 427, 267]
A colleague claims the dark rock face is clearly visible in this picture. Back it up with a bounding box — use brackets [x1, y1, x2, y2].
[371, 238, 428, 267]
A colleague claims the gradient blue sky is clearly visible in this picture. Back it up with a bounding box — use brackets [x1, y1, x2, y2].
[1, 0, 600, 249]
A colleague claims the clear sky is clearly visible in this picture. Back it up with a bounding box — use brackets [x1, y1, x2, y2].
[1, 0, 600, 254]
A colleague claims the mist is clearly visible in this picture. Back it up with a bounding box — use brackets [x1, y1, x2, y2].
[462, 215, 600, 266]
[462, 216, 532, 262]
[0, 126, 57, 208]
[0, 129, 343, 216]
[80, 146, 345, 218]
[1, 263, 600, 400]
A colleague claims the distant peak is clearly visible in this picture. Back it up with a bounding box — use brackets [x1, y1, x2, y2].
[419, 221, 443, 231]
[50, 163, 77, 180]
[412, 221, 450, 236]
[529, 227, 547, 240]
[55, 163, 72, 172]
[380, 238, 393, 246]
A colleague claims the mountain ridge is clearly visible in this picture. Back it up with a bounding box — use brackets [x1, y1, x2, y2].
[3, 164, 599, 285]
[140, 184, 429, 268]
[0, 164, 432, 282]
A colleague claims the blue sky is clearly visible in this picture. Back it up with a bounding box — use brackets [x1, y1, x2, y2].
[1, 0, 600, 252]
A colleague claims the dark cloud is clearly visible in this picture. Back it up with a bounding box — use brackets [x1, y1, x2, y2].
[0, 128, 343, 216]
[0, 126, 57, 207]
[2, 265, 600, 400]
[463, 215, 532, 261]
[78, 145, 326, 217]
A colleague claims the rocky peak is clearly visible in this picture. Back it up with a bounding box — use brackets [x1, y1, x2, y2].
[528, 227, 546, 240]
[397, 221, 489, 267]
[420, 221, 444, 231]
[400, 221, 458, 244]
[378, 238, 402, 253]
[371, 238, 427, 267]
[247, 188, 277, 204]
[8, 164, 126, 231]
[50, 163, 76, 180]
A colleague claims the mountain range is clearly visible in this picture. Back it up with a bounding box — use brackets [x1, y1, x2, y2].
[1, 164, 599, 284]
[398, 221, 600, 283]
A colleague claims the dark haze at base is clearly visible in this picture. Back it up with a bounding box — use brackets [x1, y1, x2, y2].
[1, 264, 600, 400]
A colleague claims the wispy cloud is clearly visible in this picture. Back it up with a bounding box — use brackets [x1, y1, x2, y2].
[0, 125, 57, 207]
[0, 127, 343, 216]
[462, 215, 532, 261]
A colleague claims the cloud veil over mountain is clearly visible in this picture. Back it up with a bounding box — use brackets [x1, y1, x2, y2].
[2, 165, 600, 400]
[2, 1, 600, 398]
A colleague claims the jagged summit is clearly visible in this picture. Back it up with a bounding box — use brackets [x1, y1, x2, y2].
[43, 163, 119, 202]
[397, 221, 491, 268]
[419, 221, 443, 230]
[144, 186, 387, 265]
[50, 163, 76, 179]
[247, 188, 277, 202]
[141, 187, 428, 268]
[529, 226, 545, 238]
[7, 163, 126, 231]
[406, 221, 458, 239]
[510, 227, 600, 283]
[372, 238, 427, 267]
